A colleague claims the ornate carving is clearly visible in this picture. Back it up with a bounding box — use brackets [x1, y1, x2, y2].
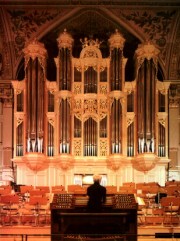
[22, 152, 49, 173]
[157, 80, 170, 95]
[124, 81, 136, 94]
[74, 139, 81, 156]
[84, 99, 98, 115]
[74, 98, 82, 111]
[46, 81, 57, 94]
[108, 29, 125, 50]
[115, 9, 176, 62]
[169, 26, 180, 79]
[135, 41, 160, 62]
[107, 154, 125, 171]
[99, 139, 107, 156]
[127, 112, 135, 127]
[47, 113, 55, 127]
[12, 80, 25, 94]
[169, 97, 180, 108]
[73, 83, 82, 94]
[23, 38, 47, 69]
[56, 154, 74, 170]
[132, 153, 160, 173]
[99, 98, 108, 110]
[99, 83, 108, 95]
[58, 90, 72, 101]
[15, 112, 24, 127]
[157, 113, 168, 127]
[57, 29, 74, 49]
[80, 37, 103, 49]
[7, 8, 69, 56]
[0, 83, 13, 101]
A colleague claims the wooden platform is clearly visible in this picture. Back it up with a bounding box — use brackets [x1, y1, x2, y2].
[0, 224, 180, 241]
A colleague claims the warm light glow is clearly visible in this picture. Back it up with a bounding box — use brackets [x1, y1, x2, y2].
[82, 175, 93, 185]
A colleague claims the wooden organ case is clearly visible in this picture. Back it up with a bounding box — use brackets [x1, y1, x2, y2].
[51, 193, 138, 241]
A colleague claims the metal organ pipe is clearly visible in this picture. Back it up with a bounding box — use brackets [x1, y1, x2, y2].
[57, 30, 73, 155]
[135, 42, 160, 154]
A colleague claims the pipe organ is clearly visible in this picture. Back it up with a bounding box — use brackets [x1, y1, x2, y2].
[11, 29, 170, 184]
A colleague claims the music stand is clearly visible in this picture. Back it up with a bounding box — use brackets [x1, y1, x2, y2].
[29, 196, 49, 226]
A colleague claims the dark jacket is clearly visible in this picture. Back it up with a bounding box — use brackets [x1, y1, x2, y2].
[87, 181, 106, 212]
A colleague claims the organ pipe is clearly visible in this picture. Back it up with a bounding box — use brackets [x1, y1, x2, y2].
[23, 39, 47, 153]
[135, 42, 159, 154]
[57, 30, 73, 155]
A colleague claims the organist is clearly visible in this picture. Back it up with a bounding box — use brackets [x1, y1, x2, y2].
[87, 174, 106, 212]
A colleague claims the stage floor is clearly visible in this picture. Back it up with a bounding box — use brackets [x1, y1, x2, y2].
[0, 224, 180, 241]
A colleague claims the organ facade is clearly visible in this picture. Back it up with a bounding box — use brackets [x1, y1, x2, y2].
[11, 29, 170, 187]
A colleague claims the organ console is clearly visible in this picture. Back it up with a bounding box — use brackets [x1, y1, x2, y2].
[50, 193, 138, 241]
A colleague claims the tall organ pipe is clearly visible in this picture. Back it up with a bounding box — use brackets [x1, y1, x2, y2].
[26, 58, 45, 152]
[135, 42, 159, 154]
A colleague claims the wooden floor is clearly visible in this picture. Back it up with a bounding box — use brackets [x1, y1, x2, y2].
[0, 224, 180, 241]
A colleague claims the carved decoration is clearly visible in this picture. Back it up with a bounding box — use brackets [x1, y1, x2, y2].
[58, 90, 72, 102]
[169, 98, 180, 108]
[124, 81, 136, 94]
[108, 29, 125, 50]
[15, 112, 24, 127]
[56, 154, 74, 170]
[99, 83, 108, 95]
[157, 113, 168, 127]
[74, 139, 81, 156]
[169, 25, 180, 79]
[127, 112, 135, 127]
[107, 154, 125, 171]
[22, 152, 49, 173]
[73, 98, 82, 111]
[99, 99, 108, 110]
[57, 29, 74, 49]
[135, 41, 160, 62]
[46, 80, 57, 94]
[12, 80, 25, 94]
[157, 81, 170, 95]
[132, 153, 160, 173]
[113, 9, 176, 62]
[7, 8, 71, 56]
[84, 99, 98, 115]
[23, 38, 47, 70]
[74, 112, 82, 121]
[73, 83, 82, 94]
[99, 139, 108, 156]
[47, 113, 55, 127]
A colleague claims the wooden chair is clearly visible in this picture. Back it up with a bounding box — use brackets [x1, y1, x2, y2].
[35, 186, 50, 193]
[20, 185, 33, 194]
[0, 194, 20, 225]
[51, 185, 65, 194]
[106, 186, 117, 194]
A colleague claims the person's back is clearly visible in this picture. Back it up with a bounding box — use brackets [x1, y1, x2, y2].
[87, 174, 106, 212]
